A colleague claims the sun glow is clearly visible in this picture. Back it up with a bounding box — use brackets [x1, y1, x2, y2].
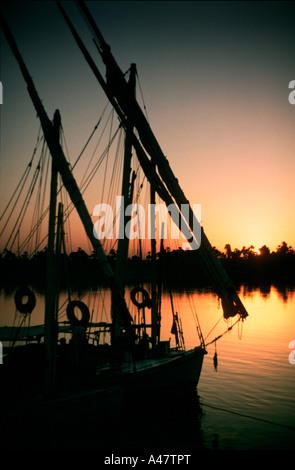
[252, 249, 261, 256]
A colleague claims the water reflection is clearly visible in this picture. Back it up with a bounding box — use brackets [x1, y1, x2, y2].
[0, 284, 295, 450]
[238, 282, 295, 303]
[197, 284, 295, 450]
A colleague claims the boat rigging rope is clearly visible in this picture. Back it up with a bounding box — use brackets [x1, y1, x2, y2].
[0, 140, 44, 241]
[4, 150, 44, 252]
[10, 310, 31, 347]
[28, 145, 51, 253]
[78, 125, 121, 198]
[1, 105, 110, 255]
[0, 127, 43, 224]
[188, 295, 205, 347]
[71, 103, 109, 172]
[60, 127, 72, 168]
[204, 317, 241, 347]
[106, 126, 124, 205]
[204, 315, 223, 342]
[101, 109, 115, 203]
[135, 69, 150, 123]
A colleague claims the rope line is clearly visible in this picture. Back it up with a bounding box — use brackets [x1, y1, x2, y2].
[205, 318, 240, 347]
[136, 69, 149, 122]
[0, 130, 43, 223]
[204, 315, 223, 341]
[201, 401, 295, 431]
[72, 104, 109, 171]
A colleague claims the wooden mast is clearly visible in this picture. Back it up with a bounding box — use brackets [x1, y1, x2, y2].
[44, 110, 61, 388]
[113, 64, 136, 343]
[114, 63, 136, 293]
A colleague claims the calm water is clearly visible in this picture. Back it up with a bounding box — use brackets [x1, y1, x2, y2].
[196, 284, 295, 451]
[1, 284, 295, 451]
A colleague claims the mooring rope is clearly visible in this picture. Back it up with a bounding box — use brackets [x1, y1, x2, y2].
[201, 401, 295, 431]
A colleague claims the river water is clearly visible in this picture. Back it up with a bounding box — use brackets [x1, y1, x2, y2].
[195, 284, 295, 451]
[1, 283, 295, 451]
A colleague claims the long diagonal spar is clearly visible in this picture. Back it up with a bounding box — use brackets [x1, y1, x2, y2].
[60, 1, 248, 320]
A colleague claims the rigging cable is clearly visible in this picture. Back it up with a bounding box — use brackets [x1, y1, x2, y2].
[77, 125, 121, 200]
[2, 109, 108, 255]
[72, 107, 109, 171]
[204, 318, 241, 347]
[31, 122, 121, 255]
[0, 127, 42, 224]
[27, 144, 50, 253]
[5, 147, 44, 253]
[0, 137, 44, 239]
[204, 315, 223, 342]
[102, 127, 124, 252]
[136, 69, 150, 122]
[100, 108, 114, 203]
[78, 107, 114, 186]
[60, 126, 72, 168]
[188, 295, 205, 348]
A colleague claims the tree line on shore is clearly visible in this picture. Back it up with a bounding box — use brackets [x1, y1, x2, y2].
[0, 241, 294, 291]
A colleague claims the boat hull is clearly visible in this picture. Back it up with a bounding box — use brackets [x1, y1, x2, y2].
[96, 346, 206, 393]
[0, 352, 205, 450]
[128, 347, 205, 391]
[0, 345, 205, 449]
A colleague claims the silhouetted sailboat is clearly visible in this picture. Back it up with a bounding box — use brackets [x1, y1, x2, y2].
[0, 2, 248, 426]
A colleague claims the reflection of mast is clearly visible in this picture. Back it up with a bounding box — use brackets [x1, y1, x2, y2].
[0, 12, 135, 343]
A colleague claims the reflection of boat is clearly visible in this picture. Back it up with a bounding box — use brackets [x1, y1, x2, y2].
[0, 3, 248, 427]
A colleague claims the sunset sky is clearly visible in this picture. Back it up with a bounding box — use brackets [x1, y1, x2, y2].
[1, 1, 295, 254]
